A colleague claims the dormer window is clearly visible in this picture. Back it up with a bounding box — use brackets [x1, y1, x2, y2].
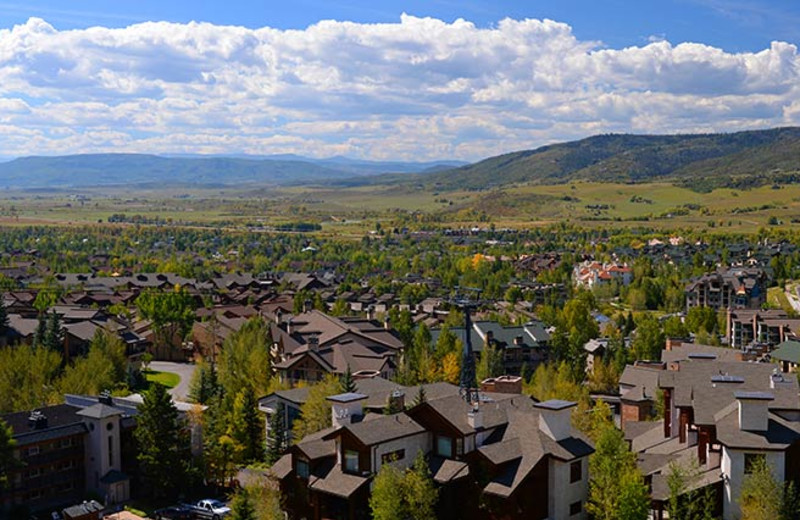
[344, 450, 359, 473]
[296, 458, 310, 479]
[436, 436, 453, 458]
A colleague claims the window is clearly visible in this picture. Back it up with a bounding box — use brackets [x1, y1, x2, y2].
[570, 501, 582, 516]
[60, 438, 72, 448]
[436, 436, 453, 458]
[108, 436, 114, 467]
[744, 453, 766, 474]
[344, 450, 359, 473]
[26, 446, 40, 457]
[28, 468, 40, 479]
[381, 449, 406, 464]
[296, 459, 310, 479]
[570, 460, 582, 483]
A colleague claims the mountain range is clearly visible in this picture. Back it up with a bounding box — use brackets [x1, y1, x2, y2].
[2, 127, 800, 191]
[0, 153, 466, 189]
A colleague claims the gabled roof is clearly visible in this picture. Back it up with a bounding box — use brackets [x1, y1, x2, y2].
[325, 413, 425, 446]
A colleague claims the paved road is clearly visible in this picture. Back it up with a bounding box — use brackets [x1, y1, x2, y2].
[149, 361, 197, 401]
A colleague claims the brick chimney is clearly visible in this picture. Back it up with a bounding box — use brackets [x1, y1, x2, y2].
[735, 391, 773, 432]
[534, 400, 576, 441]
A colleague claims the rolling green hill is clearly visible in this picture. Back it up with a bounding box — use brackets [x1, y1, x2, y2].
[424, 127, 800, 191]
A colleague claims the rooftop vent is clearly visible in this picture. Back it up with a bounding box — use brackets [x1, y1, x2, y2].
[28, 410, 47, 430]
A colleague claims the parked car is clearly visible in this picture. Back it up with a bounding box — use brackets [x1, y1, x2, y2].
[151, 505, 193, 520]
[181, 499, 231, 520]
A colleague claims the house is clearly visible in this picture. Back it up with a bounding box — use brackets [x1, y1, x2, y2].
[273, 389, 593, 520]
[771, 339, 800, 372]
[431, 320, 551, 376]
[622, 358, 800, 520]
[685, 267, 767, 311]
[572, 261, 632, 289]
[271, 310, 404, 384]
[725, 308, 800, 349]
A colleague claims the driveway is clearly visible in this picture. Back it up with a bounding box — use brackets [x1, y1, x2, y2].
[148, 361, 197, 401]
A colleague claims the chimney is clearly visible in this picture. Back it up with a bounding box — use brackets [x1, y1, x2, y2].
[388, 389, 405, 412]
[735, 391, 773, 432]
[327, 393, 367, 428]
[308, 335, 319, 352]
[485, 330, 494, 344]
[286, 318, 293, 335]
[383, 316, 391, 331]
[28, 410, 47, 430]
[534, 400, 575, 441]
[275, 309, 283, 324]
[467, 403, 483, 430]
[514, 335, 524, 346]
[303, 299, 312, 313]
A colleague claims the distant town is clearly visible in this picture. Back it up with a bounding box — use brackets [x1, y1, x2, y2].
[0, 223, 798, 520]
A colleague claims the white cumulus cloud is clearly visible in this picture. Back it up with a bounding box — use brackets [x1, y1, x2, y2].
[0, 15, 797, 160]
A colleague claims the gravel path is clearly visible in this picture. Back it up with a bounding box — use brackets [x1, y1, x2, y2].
[148, 361, 197, 401]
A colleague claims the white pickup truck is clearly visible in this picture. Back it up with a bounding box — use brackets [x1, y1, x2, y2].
[182, 499, 231, 520]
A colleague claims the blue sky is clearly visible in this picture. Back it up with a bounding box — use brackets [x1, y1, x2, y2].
[0, 1, 798, 160]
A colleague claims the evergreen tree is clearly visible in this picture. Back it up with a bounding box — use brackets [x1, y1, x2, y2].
[230, 488, 257, 520]
[265, 402, 288, 466]
[0, 295, 8, 336]
[228, 387, 264, 464]
[340, 365, 357, 393]
[44, 311, 63, 353]
[188, 359, 220, 404]
[0, 417, 18, 490]
[410, 385, 427, 407]
[134, 383, 186, 498]
[33, 315, 47, 349]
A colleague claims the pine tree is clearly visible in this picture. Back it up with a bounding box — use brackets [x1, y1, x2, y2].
[134, 383, 186, 498]
[410, 385, 427, 408]
[0, 417, 18, 490]
[340, 365, 357, 393]
[33, 315, 47, 349]
[188, 359, 220, 404]
[266, 402, 288, 466]
[0, 295, 8, 336]
[44, 311, 63, 353]
[229, 387, 264, 464]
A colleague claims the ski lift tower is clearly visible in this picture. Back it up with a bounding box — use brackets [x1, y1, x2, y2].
[449, 287, 483, 406]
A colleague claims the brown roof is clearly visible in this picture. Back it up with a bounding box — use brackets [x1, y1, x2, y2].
[429, 456, 470, 483]
[660, 361, 800, 426]
[309, 466, 369, 498]
[327, 413, 425, 446]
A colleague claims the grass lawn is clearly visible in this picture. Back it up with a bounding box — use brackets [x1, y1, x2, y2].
[143, 369, 181, 389]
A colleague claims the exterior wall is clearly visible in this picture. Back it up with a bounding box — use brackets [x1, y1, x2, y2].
[548, 457, 589, 520]
[722, 448, 785, 520]
[370, 432, 431, 473]
[620, 401, 650, 429]
[82, 414, 123, 498]
[1, 434, 85, 510]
